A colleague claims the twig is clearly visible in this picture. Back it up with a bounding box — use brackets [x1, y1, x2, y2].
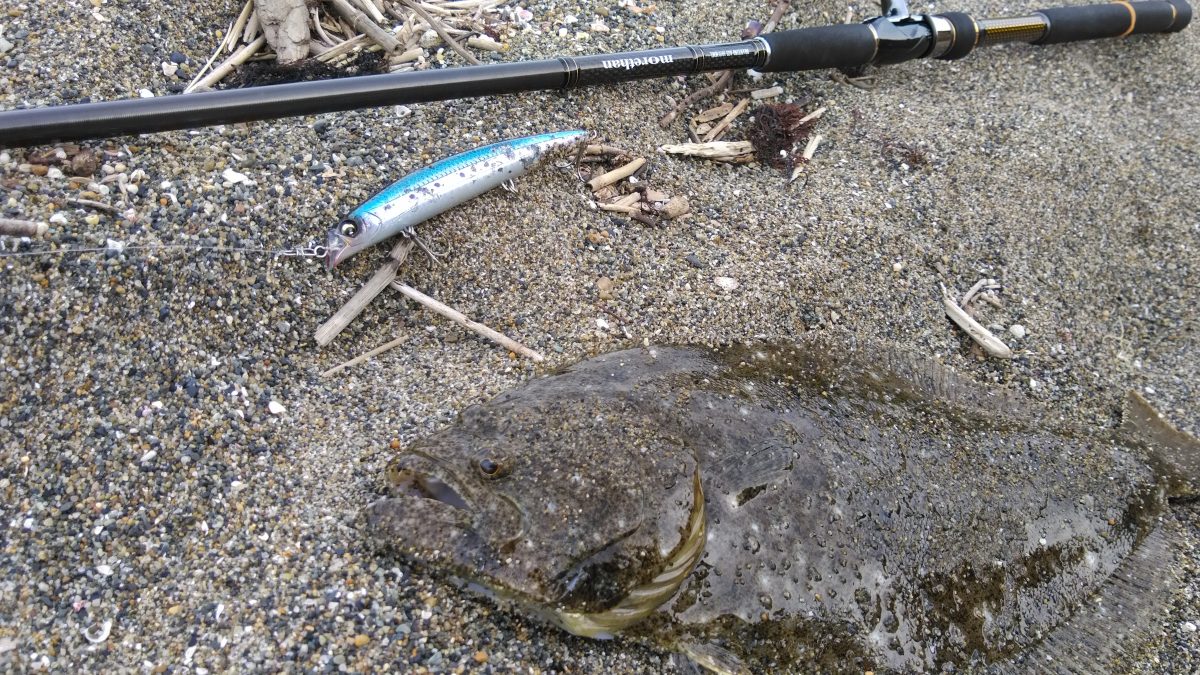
[0, 218, 49, 237]
[330, 0, 401, 52]
[800, 133, 822, 161]
[321, 334, 408, 377]
[354, 0, 386, 24]
[659, 70, 732, 127]
[315, 238, 415, 346]
[762, 0, 790, 33]
[598, 203, 641, 215]
[659, 140, 754, 160]
[65, 198, 121, 214]
[961, 278, 1000, 307]
[587, 157, 645, 191]
[397, 0, 481, 64]
[391, 282, 545, 361]
[941, 283, 1013, 359]
[702, 97, 749, 142]
[186, 36, 267, 93]
[227, 0, 255, 52]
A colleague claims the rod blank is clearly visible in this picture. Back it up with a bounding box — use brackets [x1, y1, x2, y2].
[0, 0, 1190, 148]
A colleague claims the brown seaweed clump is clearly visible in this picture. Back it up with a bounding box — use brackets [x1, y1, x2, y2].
[748, 101, 818, 174]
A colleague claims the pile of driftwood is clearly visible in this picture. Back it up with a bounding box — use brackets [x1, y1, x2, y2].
[187, 0, 511, 91]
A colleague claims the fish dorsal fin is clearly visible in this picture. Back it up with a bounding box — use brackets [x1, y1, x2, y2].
[999, 524, 1177, 674]
[1121, 390, 1200, 499]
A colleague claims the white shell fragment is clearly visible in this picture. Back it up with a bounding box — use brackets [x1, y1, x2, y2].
[82, 619, 113, 644]
[222, 168, 251, 185]
[268, 400, 286, 415]
[714, 276, 739, 291]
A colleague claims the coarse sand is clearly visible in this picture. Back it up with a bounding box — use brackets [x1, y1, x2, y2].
[0, 0, 1197, 671]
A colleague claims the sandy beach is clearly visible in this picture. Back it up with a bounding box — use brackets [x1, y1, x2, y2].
[1, 0, 1197, 671]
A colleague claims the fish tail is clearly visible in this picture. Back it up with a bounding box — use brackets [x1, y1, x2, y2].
[1121, 390, 1200, 499]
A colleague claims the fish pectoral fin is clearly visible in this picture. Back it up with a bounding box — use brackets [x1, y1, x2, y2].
[676, 642, 749, 675]
[1122, 390, 1200, 499]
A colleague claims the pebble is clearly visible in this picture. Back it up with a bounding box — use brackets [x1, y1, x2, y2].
[713, 276, 738, 291]
[268, 401, 286, 415]
[1010, 324, 1027, 339]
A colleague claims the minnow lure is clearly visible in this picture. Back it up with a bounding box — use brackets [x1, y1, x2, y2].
[324, 130, 587, 270]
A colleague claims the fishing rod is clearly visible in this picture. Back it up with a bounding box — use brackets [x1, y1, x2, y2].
[0, 0, 1190, 148]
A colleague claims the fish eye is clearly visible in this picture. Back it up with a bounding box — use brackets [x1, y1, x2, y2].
[478, 458, 503, 478]
[339, 221, 359, 238]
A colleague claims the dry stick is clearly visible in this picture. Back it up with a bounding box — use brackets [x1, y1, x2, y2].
[314, 238, 415, 346]
[242, 9, 261, 44]
[227, 0, 256, 52]
[396, 0, 481, 64]
[65, 198, 121, 214]
[187, 36, 267, 92]
[354, 0, 387, 24]
[330, 0, 402, 52]
[941, 284, 1013, 359]
[321, 334, 409, 377]
[659, 70, 732, 128]
[391, 281, 545, 362]
[0, 218, 48, 237]
[702, 97, 749, 142]
[587, 157, 646, 191]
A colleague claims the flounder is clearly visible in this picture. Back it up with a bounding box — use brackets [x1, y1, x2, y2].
[365, 336, 1199, 673]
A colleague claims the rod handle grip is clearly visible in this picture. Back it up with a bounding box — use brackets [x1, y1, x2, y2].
[758, 24, 879, 72]
[1036, 0, 1191, 43]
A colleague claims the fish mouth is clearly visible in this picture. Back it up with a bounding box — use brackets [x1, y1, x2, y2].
[389, 466, 471, 511]
[551, 469, 707, 639]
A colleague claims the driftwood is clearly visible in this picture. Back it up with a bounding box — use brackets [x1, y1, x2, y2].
[315, 238, 415, 346]
[255, 0, 311, 63]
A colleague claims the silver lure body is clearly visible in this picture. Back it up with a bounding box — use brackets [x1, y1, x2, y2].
[324, 130, 587, 269]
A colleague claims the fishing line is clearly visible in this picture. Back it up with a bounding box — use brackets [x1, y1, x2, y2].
[0, 240, 328, 261]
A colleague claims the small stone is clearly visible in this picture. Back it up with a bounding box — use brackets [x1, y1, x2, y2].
[473, 651, 488, 664]
[596, 276, 614, 299]
[1184, 621, 1197, 633]
[1009, 324, 1027, 339]
[170, 51, 187, 64]
[892, 262, 903, 272]
[268, 401, 286, 415]
[419, 29, 441, 48]
[352, 634, 370, 647]
[658, 196, 690, 220]
[161, 61, 178, 77]
[85, 214, 101, 226]
[685, 253, 705, 269]
[96, 564, 114, 576]
[713, 276, 738, 291]
[167, 604, 182, 616]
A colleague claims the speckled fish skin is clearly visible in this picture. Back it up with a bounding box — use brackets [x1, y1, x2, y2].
[365, 336, 1181, 672]
[324, 130, 587, 269]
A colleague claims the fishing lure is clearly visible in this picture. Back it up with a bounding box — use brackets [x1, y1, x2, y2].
[323, 130, 588, 270]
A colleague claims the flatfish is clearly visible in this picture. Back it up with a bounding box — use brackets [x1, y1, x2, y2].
[365, 336, 1199, 673]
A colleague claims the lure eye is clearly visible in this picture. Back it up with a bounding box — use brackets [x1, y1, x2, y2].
[478, 458, 504, 478]
[339, 221, 359, 238]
